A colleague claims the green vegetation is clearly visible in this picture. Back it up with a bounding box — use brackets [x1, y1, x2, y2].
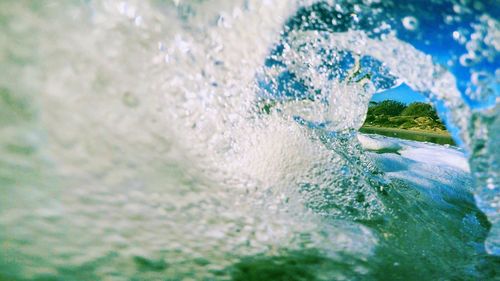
[363, 100, 448, 134]
[401, 102, 439, 120]
[367, 100, 406, 117]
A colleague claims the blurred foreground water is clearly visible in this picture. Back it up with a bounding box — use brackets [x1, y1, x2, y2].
[0, 1, 499, 280]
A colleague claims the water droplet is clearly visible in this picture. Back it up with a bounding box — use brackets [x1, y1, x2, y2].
[402, 16, 419, 31]
[453, 4, 463, 14]
[471, 72, 490, 85]
[486, 178, 495, 190]
[134, 16, 142, 26]
[158, 42, 166, 52]
[444, 15, 454, 24]
[122, 92, 139, 108]
[459, 54, 474, 66]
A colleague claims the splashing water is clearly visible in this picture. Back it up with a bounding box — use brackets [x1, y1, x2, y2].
[0, 0, 498, 280]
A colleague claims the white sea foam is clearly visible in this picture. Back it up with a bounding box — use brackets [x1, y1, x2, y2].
[360, 133, 473, 209]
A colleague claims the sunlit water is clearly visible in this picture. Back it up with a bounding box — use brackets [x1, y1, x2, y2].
[0, 1, 498, 280]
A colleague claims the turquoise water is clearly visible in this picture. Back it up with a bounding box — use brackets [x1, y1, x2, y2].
[0, 1, 498, 280]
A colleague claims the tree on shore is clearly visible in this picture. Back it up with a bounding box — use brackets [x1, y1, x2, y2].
[401, 102, 439, 120]
[364, 100, 446, 131]
[367, 100, 406, 117]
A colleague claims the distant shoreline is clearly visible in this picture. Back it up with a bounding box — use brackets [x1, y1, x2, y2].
[360, 126, 456, 145]
[361, 125, 451, 137]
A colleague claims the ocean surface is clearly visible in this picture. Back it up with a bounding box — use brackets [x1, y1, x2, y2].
[0, 1, 498, 280]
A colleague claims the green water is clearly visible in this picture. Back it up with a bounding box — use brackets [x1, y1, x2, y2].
[227, 181, 499, 281]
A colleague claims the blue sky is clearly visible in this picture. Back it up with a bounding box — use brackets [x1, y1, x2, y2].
[371, 83, 428, 104]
